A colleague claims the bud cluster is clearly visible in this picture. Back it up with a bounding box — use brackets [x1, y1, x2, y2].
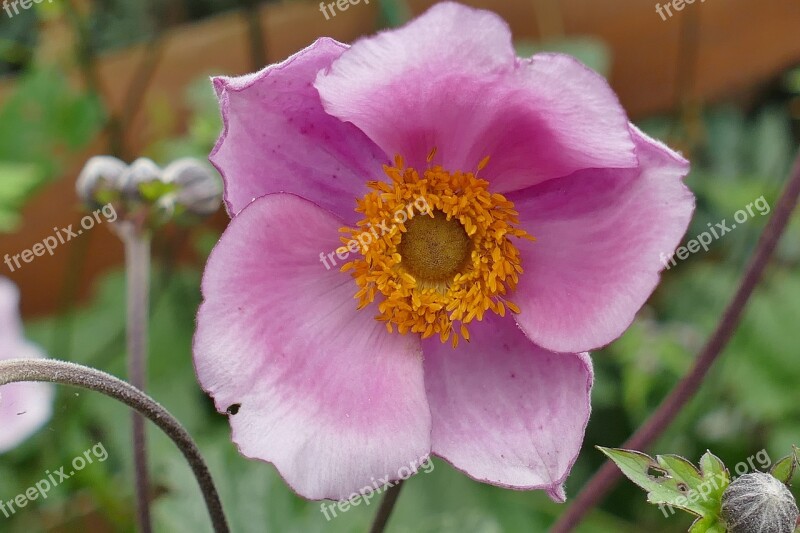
[76, 156, 222, 228]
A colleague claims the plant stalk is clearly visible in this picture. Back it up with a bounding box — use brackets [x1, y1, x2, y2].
[123, 226, 153, 533]
[0, 359, 229, 532]
[369, 480, 405, 533]
[551, 149, 800, 532]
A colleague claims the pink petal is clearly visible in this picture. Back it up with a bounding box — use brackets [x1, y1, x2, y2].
[0, 277, 22, 340]
[0, 342, 54, 454]
[315, 3, 636, 191]
[510, 126, 695, 353]
[193, 193, 431, 500]
[422, 314, 593, 499]
[0, 278, 53, 454]
[211, 38, 387, 222]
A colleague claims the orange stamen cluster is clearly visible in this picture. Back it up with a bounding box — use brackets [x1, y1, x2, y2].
[340, 154, 534, 347]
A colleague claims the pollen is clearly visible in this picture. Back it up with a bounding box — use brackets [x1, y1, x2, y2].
[340, 155, 535, 347]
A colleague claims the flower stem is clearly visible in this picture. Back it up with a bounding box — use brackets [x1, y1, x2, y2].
[0, 359, 230, 533]
[369, 480, 405, 533]
[122, 225, 152, 533]
[551, 150, 800, 532]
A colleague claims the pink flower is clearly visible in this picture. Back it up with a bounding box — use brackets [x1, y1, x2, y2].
[194, 2, 694, 501]
[0, 277, 53, 453]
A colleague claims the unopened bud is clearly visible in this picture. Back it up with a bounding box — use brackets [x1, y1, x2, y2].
[721, 472, 798, 533]
[161, 159, 222, 217]
[119, 158, 162, 201]
[75, 156, 220, 229]
[76, 156, 127, 209]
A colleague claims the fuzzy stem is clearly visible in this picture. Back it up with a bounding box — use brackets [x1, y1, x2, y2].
[0, 359, 229, 532]
[122, 226, 153, 533]
[551, 149, 800, 532]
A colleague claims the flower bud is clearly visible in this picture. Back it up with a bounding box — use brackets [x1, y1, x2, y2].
[75, 155, 127, 210]
[119, 158, 162, 201]
[161, 158, 222, 217]
[75, 156, 220, 229]
[721, 472, 798, 533]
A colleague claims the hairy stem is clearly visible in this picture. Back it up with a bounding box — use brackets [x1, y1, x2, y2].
[552, 150, 800, 532]
[369, 480, 405, 533]
[123, 227, 153, 533]
[0, 359, 229, 533]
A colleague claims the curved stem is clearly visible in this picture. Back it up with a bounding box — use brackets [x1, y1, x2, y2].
[368, 480, 405, 533]
[123, 227, 153, 533]
[552, 150, 800, 532]
[0, 359, 230, 533]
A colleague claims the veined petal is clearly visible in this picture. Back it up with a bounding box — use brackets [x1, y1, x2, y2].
[315, 3, 636, 191]
[211, 38, 387, 222]
[193, 193, 431, 500]
[315, 2, 515, 173]
[510, 126, 694, 353]
[422, 314, 593, 499]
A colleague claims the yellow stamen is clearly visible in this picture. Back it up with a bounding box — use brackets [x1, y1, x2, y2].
[427, 146, 438, 163]
[340, 155, 535, 346]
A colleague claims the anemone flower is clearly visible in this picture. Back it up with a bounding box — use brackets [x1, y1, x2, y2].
[0, 277, 53, 453]
[194, 2, 694, 501]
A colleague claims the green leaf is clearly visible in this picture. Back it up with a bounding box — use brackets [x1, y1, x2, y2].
[770, 445, 799, 485]
[689, 514, 727, 533]
[0, 67, 105, 177]
[0, 162, 48, 231]
[599, 448, 730, 531]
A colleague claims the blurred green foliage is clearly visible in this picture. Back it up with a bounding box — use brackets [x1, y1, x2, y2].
[0, 68, 104, 231]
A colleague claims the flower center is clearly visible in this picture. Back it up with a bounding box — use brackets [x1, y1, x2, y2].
[340, 154, 534, 347]
[397, 210, 471, 283]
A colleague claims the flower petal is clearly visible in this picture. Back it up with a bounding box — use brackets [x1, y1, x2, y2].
[422, 314, 593, 499]
[0, 277, 22, 340]
[0, 342, 54, 454]
[510, 126, 695, 353]
[315, 3, 636, 191]
[0, 278, 53, 454]
[315, 2, 515, 173]
[194, 193, 431, 500]
[211, 38, 387, 221]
